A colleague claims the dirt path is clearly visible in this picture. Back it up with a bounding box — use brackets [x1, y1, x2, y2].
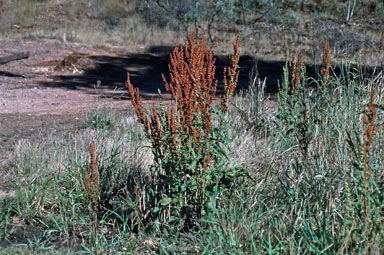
[0, 39, 129, 114]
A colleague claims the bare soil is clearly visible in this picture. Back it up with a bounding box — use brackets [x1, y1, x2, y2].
[0, 39, 132, 196]
[0, 38, 293, 197]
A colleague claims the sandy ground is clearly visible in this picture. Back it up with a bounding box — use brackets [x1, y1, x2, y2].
[0, 39, 137, 196]
[0, 38, 285, 197]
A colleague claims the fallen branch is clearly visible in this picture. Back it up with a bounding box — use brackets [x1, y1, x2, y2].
[0, 52, 30, 65]
[0, 70, 31, 78]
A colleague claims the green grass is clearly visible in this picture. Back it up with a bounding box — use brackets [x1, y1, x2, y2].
[1, 1, 383, 253]
[0, 57, 382, 254]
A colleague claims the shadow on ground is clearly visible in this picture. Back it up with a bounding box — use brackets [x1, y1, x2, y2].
[38, 46, 327, 99]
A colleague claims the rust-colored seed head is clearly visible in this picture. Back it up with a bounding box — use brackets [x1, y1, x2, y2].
[126, 72, 150, 136]
[361, 87, 377, 220]
[362, 88, 377, 153]
[292, 55, 303, 94]
[126, 29, 240, 216]
[85, 141, 100, 201]
[321, 38, 331, 86]
[75, 141, 100, 233]
[83, 160, 92, 200]
[221, 30, 240, 113]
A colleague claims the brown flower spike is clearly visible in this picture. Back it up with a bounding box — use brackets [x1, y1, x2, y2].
[76, 141, 100, 234]
[126, 29, 240, 218]
[321, 38, 331, 87]
[361, 87, 377, 221]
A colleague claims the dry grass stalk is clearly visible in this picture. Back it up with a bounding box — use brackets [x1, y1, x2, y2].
[361, 87, 377, 220]
[133, 186, 143, 231]
[221, 31, 241, 113]
[321, 38, 331, 86]
[287, 55, 303, 97]
[76, 141, 100, 233]
[292, 55, 303, 95]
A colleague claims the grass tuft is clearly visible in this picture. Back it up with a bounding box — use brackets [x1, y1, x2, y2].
[0, 27, 383, 254]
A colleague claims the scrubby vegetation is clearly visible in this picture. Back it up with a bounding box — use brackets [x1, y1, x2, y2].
[1, 0, 383, 64]
[0, 28, 383, 254]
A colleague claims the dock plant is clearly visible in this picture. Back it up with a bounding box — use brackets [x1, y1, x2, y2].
[126, 29, 245, 229]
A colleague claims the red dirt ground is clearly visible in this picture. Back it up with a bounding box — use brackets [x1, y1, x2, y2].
[0, 39, 139, 196]
[0, 37, 275, 196]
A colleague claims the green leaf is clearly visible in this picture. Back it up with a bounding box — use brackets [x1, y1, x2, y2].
[187, 159, 198, 171]
[159, 197, 172, 206]
[212, 145, 228, 159]
[168, 216, 179, 224]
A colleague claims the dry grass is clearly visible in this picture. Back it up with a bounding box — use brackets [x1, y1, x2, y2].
[1, 1, 383, 65]
[2, 65, 383, 252]
[0, 2, 383, 253]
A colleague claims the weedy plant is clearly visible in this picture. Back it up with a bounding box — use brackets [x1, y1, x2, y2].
[76, 141, 100, 253]
[278, 54, 313, 158]
[230, 60, 271, 137]
[271, 38, 383, 254]
[341, 87, 383, 254]
[278, 39, 332, 159]
[1, 28, 383, 254]
[126, 29, 246, 230]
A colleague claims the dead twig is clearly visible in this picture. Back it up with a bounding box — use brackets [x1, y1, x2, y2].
[0, 52, 30, 65]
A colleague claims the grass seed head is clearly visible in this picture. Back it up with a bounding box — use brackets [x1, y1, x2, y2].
[321, 38, 331, 86]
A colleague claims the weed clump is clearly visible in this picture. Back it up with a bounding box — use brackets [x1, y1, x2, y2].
[76, 141, 100, 251]
[126, 29, 243, 229]
[1, 29, 383, 254]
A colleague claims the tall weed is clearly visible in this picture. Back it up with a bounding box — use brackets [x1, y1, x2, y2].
[126, 29, 247, 229]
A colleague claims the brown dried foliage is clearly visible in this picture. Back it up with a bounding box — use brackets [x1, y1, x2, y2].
[161, 29, 217, 137]
[321, 38, 331, 87]
[361, 87, 377, 219]
[290, 55, 303, 95]
[221, 31, 241, 112]
[126, 28, 240, 160]
[76, 141, 100, 232]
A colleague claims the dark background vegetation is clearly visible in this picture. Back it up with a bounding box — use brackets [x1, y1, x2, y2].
[1, 0, 383, 65]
